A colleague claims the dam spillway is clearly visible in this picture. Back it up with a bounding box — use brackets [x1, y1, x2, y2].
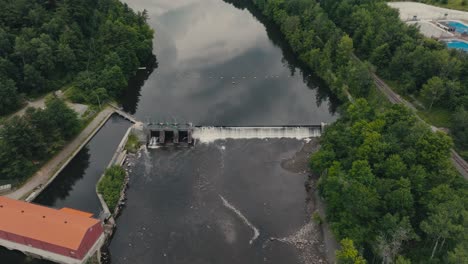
[145, 124, 326, 147]
[192, 126, 323, 143]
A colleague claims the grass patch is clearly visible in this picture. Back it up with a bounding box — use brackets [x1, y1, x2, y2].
[125, 133, 140, 153]
[457, 149, 468, 160]
[417, 107, 452, 128]
[98, 165, 126, 213]
[312, 211, 323, 225]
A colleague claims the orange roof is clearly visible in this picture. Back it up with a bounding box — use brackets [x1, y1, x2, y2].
[60, 208, 94, 218]
[0, 197, 100, 250]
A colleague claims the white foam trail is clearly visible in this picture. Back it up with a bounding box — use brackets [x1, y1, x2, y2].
[193, 127, 321, 143]
[219, 195, 259, 244]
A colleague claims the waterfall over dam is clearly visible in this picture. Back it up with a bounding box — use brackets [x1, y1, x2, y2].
[192, 126, 323, 143]
[145, 124, 326, 146]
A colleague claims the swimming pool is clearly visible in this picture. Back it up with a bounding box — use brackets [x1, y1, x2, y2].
[446, 40, 468, 51]
[448, 21, 468, 34]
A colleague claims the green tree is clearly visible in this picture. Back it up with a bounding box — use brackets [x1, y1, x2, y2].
[336, 35, 354, 66]
[99, 65, 127, 97]
[370, 43, 391, 70]
[420, 77, 445, 110]
[336, 239, 366, 264]
[420, 186, 465, 260]
[0, 77, 20, 115]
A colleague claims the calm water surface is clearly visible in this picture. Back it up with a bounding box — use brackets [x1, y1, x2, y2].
[111, 0, 336, 263]
[34, 115, 131, 215]
[120, 0, 338, 125]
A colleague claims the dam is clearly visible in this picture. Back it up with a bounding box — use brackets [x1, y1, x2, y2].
[146, 123, 327, 147]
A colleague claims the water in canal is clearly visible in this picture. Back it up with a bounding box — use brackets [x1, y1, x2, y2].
[0, 115, 130, 264]
[1, 0, 340, 263]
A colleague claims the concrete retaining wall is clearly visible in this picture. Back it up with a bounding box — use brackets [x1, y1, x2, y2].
[25, 109, 115, 202]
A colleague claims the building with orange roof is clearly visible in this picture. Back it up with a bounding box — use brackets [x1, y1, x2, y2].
[0, 196, 104, 264]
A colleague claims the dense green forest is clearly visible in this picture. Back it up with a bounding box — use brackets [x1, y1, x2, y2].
[320, 0, 468, 155]
[0, 0, 154, 115]
[312, 99, 467, 263]
[243, 0, 468, 263]
[246, 0, 467, 157]
[0, 97, 81, 183]
[250, 0, 374, 101]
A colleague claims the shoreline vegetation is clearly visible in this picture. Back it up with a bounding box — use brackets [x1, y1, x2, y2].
[125, 133, 141, 153]
[97, 165, 126, 213]
[243, 0, 467, 263]
[0, 96, 82, 186]
[0, 0, 154, 186]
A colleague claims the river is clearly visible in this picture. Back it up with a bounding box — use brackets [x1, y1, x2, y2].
[1, 0, 339, 263]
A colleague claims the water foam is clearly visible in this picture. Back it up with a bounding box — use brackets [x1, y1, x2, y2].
[219, 195, 259, 244]
[193, 127, 321, 143]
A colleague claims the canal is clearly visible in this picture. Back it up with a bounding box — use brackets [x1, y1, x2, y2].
[0, 116, 131, 264]
[1, 0, 339, 263]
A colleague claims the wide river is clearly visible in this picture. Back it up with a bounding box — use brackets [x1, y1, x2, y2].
[1, 0, 339, 263]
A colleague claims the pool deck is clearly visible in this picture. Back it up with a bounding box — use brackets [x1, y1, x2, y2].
[388, 2, 468, 21]
[406, 20, 454, 38]
[388, 2, 468, 45]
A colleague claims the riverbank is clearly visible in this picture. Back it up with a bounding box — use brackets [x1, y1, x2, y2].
[281, 139, 339, 263]
[3, 104, 140, 202]
[95, 122, 143, 264]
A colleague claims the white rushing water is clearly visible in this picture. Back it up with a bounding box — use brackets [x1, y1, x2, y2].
[148, 137, 159, 149]
[193, 127, 321, 143]
[219, 195, 260, 245]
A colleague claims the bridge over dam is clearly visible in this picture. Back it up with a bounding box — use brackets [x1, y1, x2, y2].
[145, 123, 327, 147]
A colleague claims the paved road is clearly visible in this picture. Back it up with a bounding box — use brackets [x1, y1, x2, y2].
[5, 107, 115, 200]
[371, 71, 468, 179]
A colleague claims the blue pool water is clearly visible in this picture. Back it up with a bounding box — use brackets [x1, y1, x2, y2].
[447, 40, 468, 51]
[448, 21, 468, 34]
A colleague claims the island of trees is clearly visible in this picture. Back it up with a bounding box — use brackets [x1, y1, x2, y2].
[98, 165, 126, 213]
[245, 0, 468, 263]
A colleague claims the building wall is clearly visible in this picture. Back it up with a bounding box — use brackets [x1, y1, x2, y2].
[75, 222, 104, 259]
[0, 223, 103, 260]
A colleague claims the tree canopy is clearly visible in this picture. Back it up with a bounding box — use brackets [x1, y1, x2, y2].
[312, 99, 467, 263]
[0, 0, 154, 115]
[0, 97, 81, 182]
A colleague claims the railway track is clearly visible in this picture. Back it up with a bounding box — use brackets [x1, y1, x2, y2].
[452, 150, 468, 176]
[371, 69, 468, 179]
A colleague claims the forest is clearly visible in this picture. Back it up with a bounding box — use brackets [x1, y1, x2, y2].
[246, 0, 468, 263]
[320, 0, 468, 157]
[0, 97, 81, 183]
[0, 0, 154, 115]
[0, 0, 153, 182]
[248, 0, 467, 158]
[312, 99, 467, 263]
